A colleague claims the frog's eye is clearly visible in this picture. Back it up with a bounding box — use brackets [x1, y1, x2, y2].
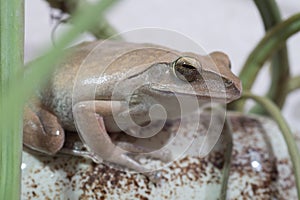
[172, 57, 202, 82]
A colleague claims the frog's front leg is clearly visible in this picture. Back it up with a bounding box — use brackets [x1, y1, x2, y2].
[73, 100, 152, 172]
[23, 105, 65, 154]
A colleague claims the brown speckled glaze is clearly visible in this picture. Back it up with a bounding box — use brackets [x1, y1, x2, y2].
[22, 113, 298, 199]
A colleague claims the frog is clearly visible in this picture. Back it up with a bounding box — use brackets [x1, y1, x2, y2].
[23, 40, 242, 173]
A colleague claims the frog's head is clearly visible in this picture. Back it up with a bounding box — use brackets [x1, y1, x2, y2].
[104, 49, 242, 130]
[134, 51, 242, 104]
[110, 51, 242, 129]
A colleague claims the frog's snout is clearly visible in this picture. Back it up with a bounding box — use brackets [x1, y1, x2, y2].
[227, 79, 242, 103]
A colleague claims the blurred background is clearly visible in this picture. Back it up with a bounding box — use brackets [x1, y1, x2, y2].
[25, 0, 300, 130]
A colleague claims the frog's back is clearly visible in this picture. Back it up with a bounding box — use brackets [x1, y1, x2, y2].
[38, 42, 99, 130]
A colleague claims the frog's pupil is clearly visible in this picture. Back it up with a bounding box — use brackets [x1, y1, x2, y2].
[182, 64, 195, 69]
[176, 63, 198, 82]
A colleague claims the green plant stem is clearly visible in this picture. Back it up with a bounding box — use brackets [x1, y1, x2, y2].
[46, 0, 120, 39]
[0, 0, 24, 199]
[231, 13, 300, 112]
[250, 0, 290, 114]
[0, 0, 116, 199]
[242, 91, 300, 199]
[288, 76, 300, 93]
[23, 0, 118, 102]
[220, 120, 233, 200]
[87, 17, 121, 40]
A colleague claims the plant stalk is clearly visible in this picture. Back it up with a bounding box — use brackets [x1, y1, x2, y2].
[250, 0, 290, 114]
[0, 0, 24, 199]
[0, 0, 117, 199]
[46, 0, 120, 39]
[231, 13, 300, 111]
[288, 76, 300, 93]
[220, 120, 233, 200]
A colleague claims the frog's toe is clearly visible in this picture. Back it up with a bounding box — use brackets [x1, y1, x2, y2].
[106, 150, 149, 173]
[23, 106, 65, 155]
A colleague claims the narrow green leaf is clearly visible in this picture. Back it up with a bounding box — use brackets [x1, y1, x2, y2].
[250, 0, 290, 114]
[23, 0, 118, 103]
[0, 0, 117, 199]
[288, 76, 300, 93]
[219, 120, 233, 200]
[46, 0, 120, 39]
[0, 0, 24, 199]
[231, 13, 300, 111]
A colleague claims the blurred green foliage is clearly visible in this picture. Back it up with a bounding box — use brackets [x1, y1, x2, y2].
[0, 0, 118, 199]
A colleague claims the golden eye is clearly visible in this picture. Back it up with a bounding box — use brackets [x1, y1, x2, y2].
[172, 57, 202, 82]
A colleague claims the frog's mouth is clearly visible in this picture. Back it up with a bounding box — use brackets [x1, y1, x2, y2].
[148, 84, 241, 104]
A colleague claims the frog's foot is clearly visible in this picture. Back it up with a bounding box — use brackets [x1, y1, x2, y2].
[73, 100, 152, 173]
[96, 118, 155, 173]
[23, 105, 65, 155]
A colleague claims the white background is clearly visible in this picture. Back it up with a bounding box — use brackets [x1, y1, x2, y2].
[25, 0, 300, 130]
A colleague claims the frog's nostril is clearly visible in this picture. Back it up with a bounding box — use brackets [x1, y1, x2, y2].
[223, 79, 233, 87]
[228, 61, 232, 69]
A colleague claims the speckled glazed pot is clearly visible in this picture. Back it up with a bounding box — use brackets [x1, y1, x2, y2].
[21, 113, 298, 199]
